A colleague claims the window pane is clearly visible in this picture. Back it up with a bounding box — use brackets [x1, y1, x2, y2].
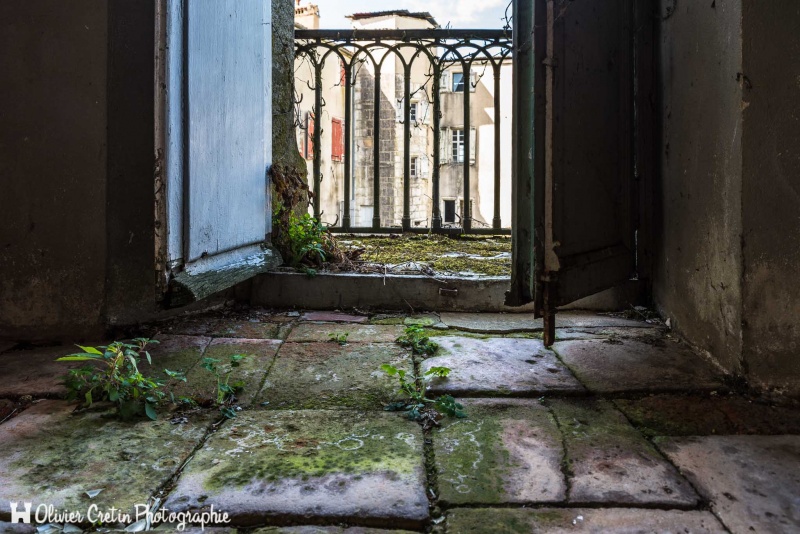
[452, 72, 464, 92]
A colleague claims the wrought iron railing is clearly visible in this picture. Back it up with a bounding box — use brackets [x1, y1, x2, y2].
[295, 29, 512, 235]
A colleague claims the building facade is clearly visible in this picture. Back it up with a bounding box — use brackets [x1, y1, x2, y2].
[294, 5, 512, 230]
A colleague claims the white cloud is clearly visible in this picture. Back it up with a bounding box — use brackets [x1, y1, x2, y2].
[407, 0, 511, 27]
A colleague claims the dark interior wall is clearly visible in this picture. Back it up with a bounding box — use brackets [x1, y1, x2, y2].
[105, 1, 157, 327]
[654, 0, 744, 372]
[740, 2, 800, 392]
[0, 1, 158, 340]
[0, 2, 110, 340]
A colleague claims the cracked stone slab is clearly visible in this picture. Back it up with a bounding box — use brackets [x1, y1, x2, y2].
[421, 337, 584, 396]
[0, 400, 211, 521]
[614, 395, 739, 437]
[434, 399, 566, 505]
[439, 312, 652, 334]
[550, 399, 698, 506]
[446, 508, 726, 533]
[174, 339, 281, 407]
[0, 523, 36, 533]
[0, 399, 17, 423]
[615, 395, 800, 437]
[159, 315, 223, 336]
[286, 324, 404, 343]
[165, 410, 429, 528]
[656, 435, 800, 533]
[301, 312, 368, 323]
[252, 528, 416, 534]
[0, 345, 102, 398]
[142, 335, 212, 381]
[210, 319, 290, 340]
[553, 339, 724, 394]
[257, 343, 412, 410]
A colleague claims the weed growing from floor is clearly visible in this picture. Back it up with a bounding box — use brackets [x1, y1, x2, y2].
[200, 354, 247, 419]
[328, 332, 350, 345]
[57, 338, 185, 421]
[396, 325, 439, 356]
[381, 364, 466, 421]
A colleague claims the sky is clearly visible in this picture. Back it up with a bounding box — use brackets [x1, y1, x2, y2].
[310, 0, 513, 29]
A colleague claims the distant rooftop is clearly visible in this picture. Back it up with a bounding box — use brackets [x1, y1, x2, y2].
[346, 10, 439, 28]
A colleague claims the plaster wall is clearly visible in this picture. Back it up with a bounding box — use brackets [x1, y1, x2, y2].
[654, 0, 744, 372]
[740, 1, 800, 392]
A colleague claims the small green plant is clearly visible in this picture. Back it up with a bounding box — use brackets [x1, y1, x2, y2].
[381, 364, 466, 421]
[396, 325, 439, 356]
[57, 339, 184, 421]
[328, 332, 350, 345]
[200, 354, 247, 419]
[284, 211, 327, 267]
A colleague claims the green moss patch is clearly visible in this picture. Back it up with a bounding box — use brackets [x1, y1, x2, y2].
[433, 399, 565, 505]
[257, 343, 413, 410]
[339, 235, 511, 277]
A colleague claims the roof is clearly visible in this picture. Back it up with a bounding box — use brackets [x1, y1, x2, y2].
[346, 10, 438, 28]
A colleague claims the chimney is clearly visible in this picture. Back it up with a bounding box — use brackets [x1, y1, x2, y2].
[295, 2, 320, 30]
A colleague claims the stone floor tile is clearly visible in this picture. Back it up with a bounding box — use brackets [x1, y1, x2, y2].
[0, 399, 17, 423]
[0, 345, 101, 397]
[439, 312, 652, 334]
[550, 399, 698, 506]
[0, 523, 36, 533]
[421, 337, 584, 396]
[403, 314, 441, 327]
[142, 335, 212, 381]
[555, 327, 669, 343]
[614, 395, 738, 437]
[434, 399, 566, 505]
[446, 508, 726, 533]
[553, 339, 724, 394]
[164, 410, 429, 528]
[286, 324, 404, 343]
[713, 397, 800, 434]
[159, 315, 223, 336]
[258, 343, 412, 410]
[0, 400, 210, 519]
[301, 312, 368, 323]
[252, 527, 416, 533]
[210, 318, 289, 340]
[656, 435, 800, 533]
[439, 312, 538, 333]
[175, 339, 280, 407]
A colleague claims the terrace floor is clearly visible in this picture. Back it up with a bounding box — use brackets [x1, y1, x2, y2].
[0, 309, 798, 533]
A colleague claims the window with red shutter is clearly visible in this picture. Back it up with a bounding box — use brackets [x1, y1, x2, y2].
[331, 118, 344, 162]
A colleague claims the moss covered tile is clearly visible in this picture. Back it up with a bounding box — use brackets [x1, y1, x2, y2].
[173, 339, 281, 407]
[164, 410, 429, 528]
[446, 508, 726, 533]
[434, 399, 565, 505]
[0, 400, 211, 522]
[257, 343, 412, 410]
[286, 324, 405, 343]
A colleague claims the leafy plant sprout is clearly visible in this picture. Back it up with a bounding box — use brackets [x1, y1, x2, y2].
[57, 338, 185, 421]
[200, 354, 247, 419]
[396, 325, 439, 356]
[381, 364, 466, 421]
[328, 332, 350, 345]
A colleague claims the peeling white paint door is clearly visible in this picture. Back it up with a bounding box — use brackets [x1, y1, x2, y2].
[159, 0, 275, 306]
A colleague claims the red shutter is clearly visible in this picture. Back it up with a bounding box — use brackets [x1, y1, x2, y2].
[331, 118, 344, 162]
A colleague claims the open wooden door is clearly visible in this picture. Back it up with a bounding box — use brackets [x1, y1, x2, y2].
[508, 0, 637, 344]
[156, 0, 280, 307]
